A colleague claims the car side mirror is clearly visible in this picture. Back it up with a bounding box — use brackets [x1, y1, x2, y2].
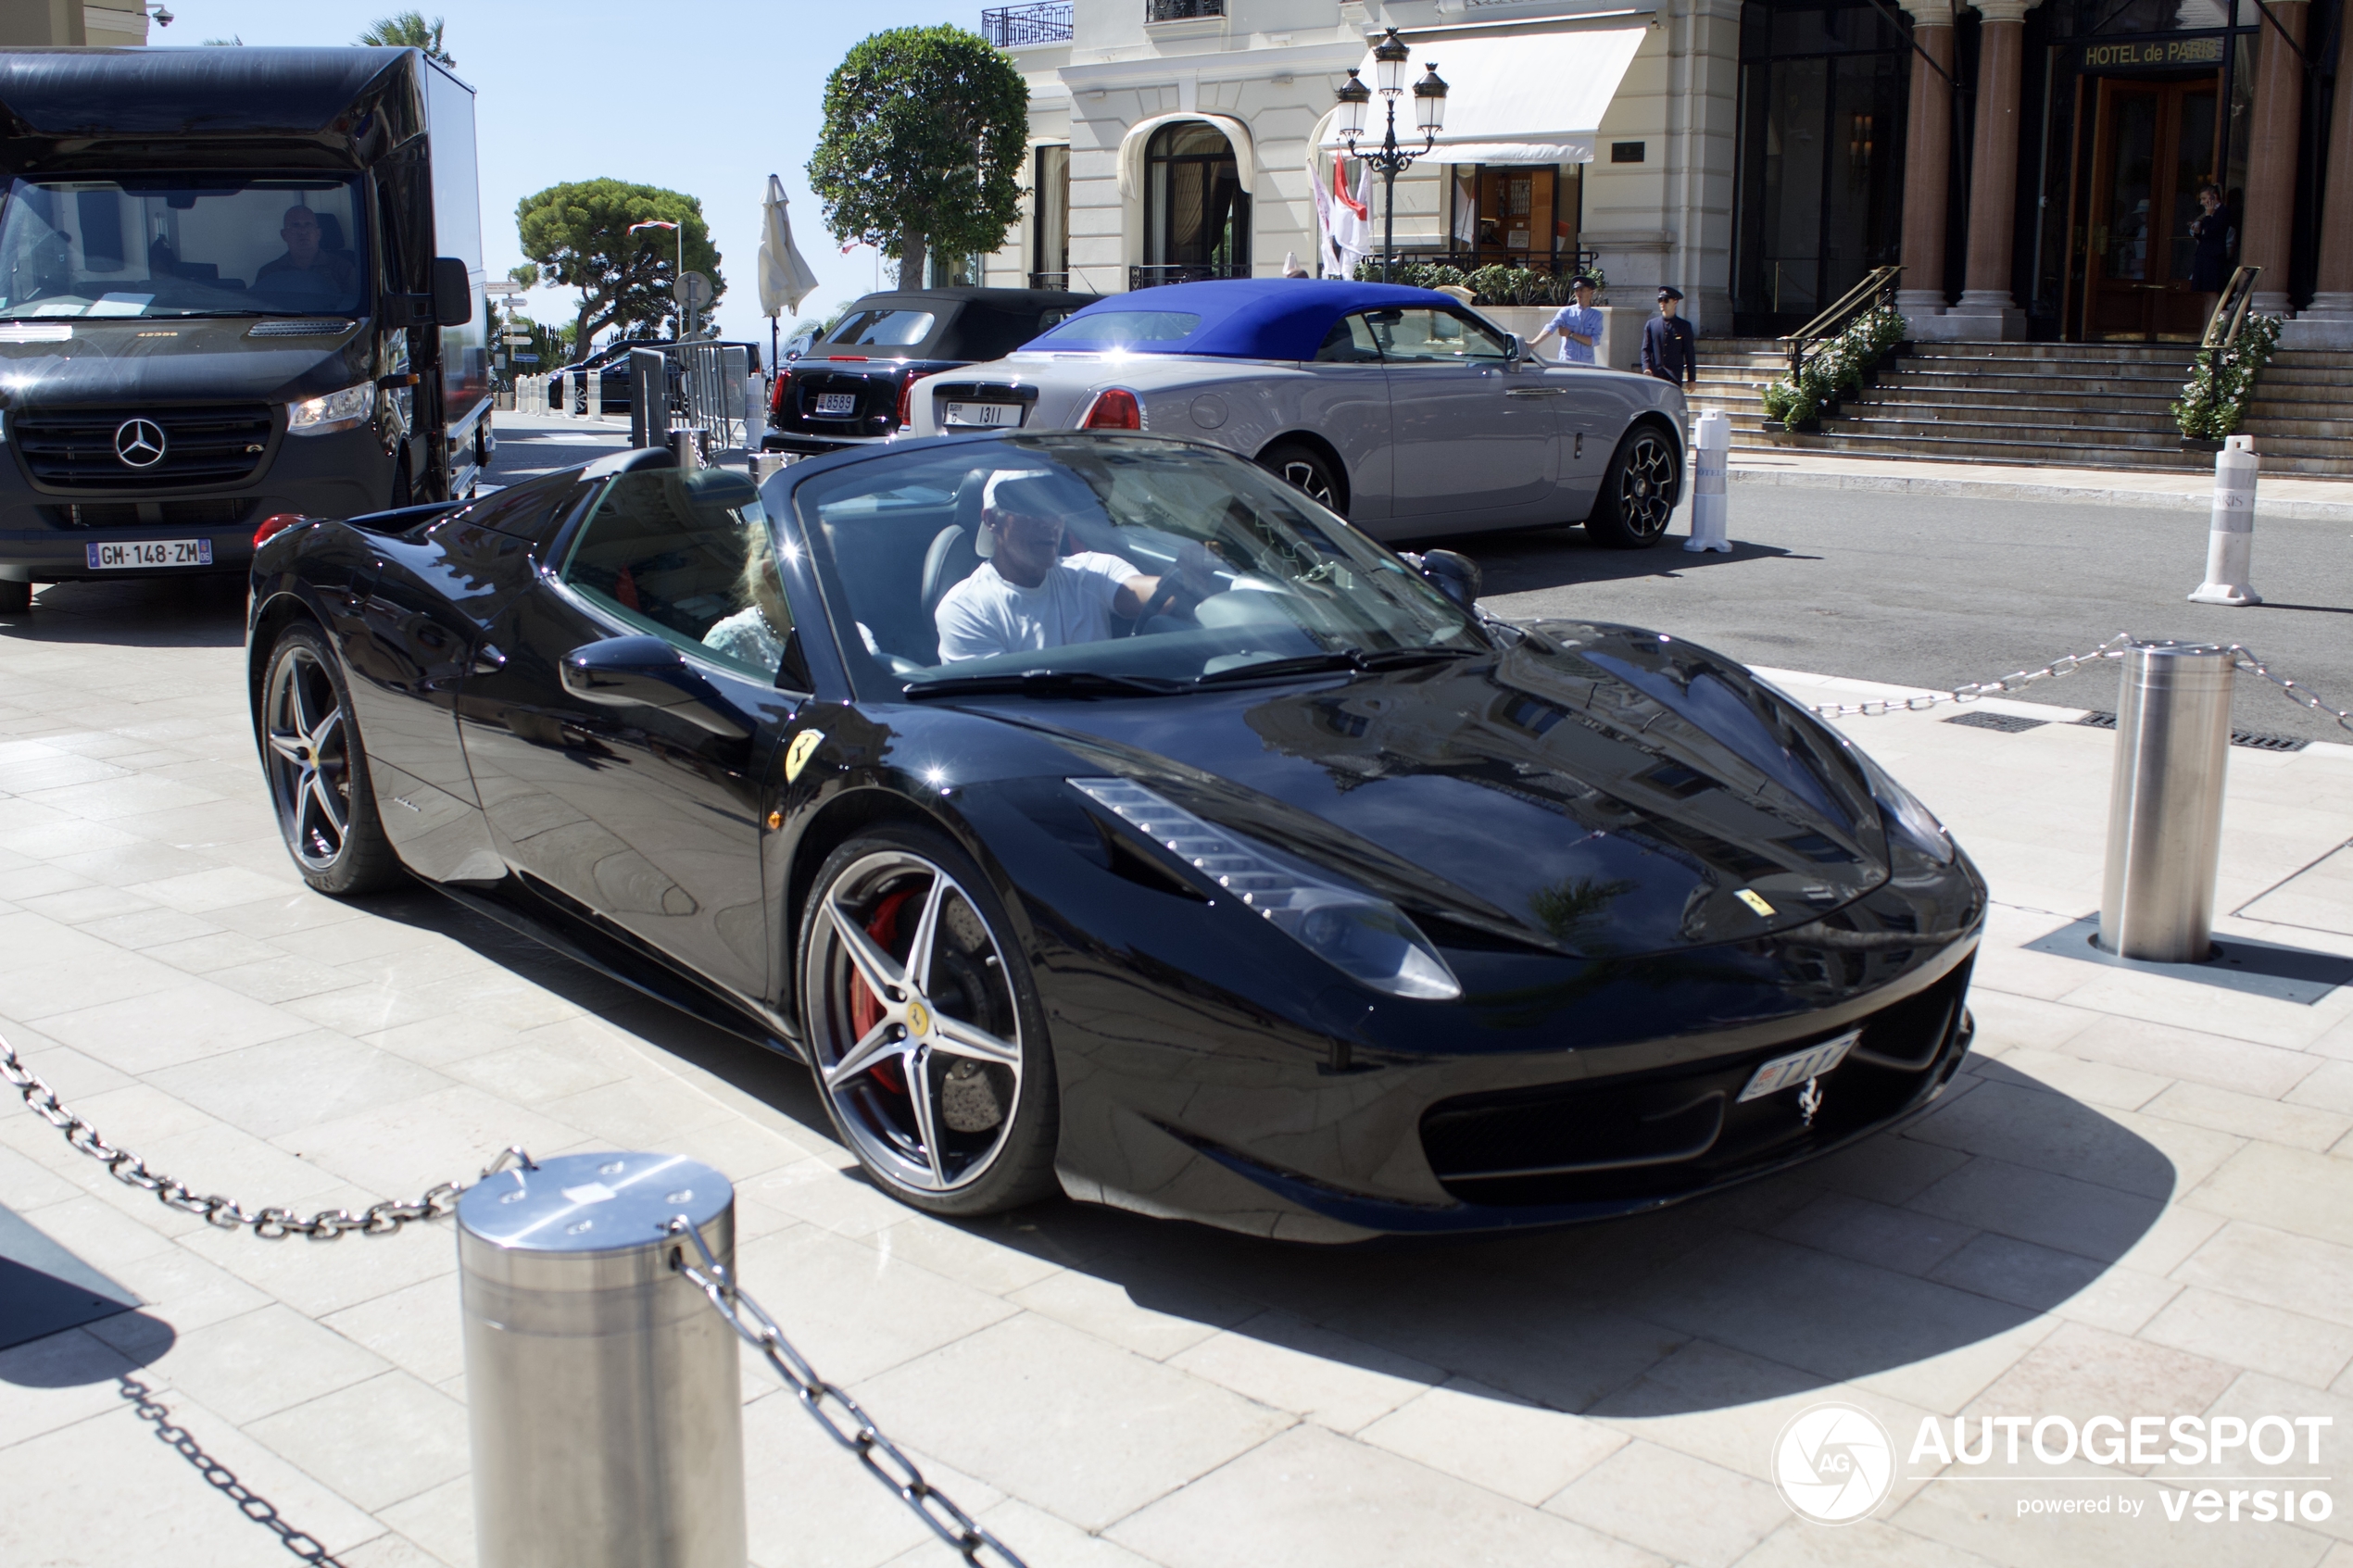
[560, 636, 749, 739]
[1410, 549, 1482, 611]
[432, 257, 473, 327]
[1504, 332, 1525, 362]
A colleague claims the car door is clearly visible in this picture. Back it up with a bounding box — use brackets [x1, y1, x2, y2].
[1545, 366, 1620, 518]
[1375, 307, 1557, 527]
[1302, 311, 1396, 525]
[456, 464, 806, 1001]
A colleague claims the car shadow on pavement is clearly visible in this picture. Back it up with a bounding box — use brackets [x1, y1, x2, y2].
[1437, 521, 1822, 602]
[365, 880, 2173, 1423]
[0, 573, 246, 648]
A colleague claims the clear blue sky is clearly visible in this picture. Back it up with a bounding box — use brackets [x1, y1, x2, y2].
[169, 0, 976, 353]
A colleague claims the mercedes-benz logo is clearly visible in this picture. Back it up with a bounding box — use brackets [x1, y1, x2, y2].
[114, 419, 167, 469]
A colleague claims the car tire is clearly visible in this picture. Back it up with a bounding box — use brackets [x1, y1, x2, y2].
[1258, 441, 1347, 517]
[798, 823, 1061, 1218]
[0, 579, 30, 613]
[389, 450, 413, 511]
[1585, 423, 1681, 548]
[258, 624, 406, 897]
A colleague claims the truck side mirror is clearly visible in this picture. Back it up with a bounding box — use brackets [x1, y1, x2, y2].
[432, 257, 473, 328]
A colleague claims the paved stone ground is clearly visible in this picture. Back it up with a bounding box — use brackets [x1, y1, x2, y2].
[2, 475, 2352, 1565]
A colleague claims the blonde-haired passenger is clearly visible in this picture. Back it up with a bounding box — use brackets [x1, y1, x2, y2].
[701, 521, 791, 674]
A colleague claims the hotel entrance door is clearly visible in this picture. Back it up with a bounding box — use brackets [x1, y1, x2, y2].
[2077, 75, 2220, 341]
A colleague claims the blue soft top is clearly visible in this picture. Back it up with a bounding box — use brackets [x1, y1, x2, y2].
[1024, 279, 1461, 362]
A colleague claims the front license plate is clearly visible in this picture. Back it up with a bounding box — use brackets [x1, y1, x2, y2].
[85, 538, 213, 571]
[813, 393, 857, 417]
[944, 401, 1023, 429]
[1738, 1028, 1860, 1102]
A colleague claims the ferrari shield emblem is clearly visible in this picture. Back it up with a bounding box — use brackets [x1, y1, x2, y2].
[785, 729, 824, 783]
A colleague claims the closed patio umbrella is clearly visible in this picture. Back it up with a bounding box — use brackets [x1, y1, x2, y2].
[757, 173, 820, 367]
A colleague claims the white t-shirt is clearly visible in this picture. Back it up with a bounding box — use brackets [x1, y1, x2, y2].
[935, 552, 1140, 662]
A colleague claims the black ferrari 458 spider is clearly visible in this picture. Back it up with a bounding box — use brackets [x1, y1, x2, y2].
[246, 432, 1983, 1241]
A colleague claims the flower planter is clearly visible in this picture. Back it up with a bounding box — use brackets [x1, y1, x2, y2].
[2179, 436, 2224, 453]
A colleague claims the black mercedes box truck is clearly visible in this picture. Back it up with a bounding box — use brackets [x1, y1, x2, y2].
[0, 46, 488, 611]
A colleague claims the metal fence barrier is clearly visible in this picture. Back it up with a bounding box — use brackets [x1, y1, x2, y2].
[681, 342, 754, 453]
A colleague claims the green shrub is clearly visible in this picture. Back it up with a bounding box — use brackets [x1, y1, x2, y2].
[2174, 313, 2281, 439]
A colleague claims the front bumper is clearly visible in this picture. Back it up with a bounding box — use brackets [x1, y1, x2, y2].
[0, 423, 388, 583]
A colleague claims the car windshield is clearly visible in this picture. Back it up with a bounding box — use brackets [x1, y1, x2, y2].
[0, 175, 369, 320]
[790, 435, 1489, 700]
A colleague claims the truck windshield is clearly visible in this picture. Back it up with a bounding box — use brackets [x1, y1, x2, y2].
[0, 175, 369, 320]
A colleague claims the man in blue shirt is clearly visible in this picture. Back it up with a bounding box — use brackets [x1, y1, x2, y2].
[1641, 286, 1698, 389]
[1529, 274, 1602, 365]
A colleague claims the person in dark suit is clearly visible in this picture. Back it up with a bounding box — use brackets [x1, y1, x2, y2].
[1641, 286, 1697, 390]
[2189, 182, 2232, 320]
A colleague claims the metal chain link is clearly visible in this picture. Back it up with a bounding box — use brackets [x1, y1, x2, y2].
[668, 1218, 1029, 1568]
[2226, 645, 2353, 739]
[1, 1027, 524, 1238]
[1802, 633, 2138, 718]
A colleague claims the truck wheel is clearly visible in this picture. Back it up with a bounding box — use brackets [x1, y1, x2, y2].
[389, 452, 413, 510]
[1585, 424, 1681, 549]
[0, 580, 30, 614]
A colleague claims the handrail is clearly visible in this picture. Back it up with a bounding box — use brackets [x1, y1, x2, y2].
[2201, 264, 2262, 351]
[1780, 264, 1903, 382]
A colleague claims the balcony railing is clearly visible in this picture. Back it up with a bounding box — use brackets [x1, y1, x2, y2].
[1145, 0, 1224, 21]
[981, 2, 1072, 45]
[1130, 263, 1248, 290]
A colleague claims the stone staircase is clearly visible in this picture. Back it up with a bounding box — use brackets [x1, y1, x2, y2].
[1690, 337, 2353, 477]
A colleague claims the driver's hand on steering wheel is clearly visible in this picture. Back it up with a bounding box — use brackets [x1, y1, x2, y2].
[1169, 540, 1223, 608]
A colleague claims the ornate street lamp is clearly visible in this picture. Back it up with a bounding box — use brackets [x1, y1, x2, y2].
[1335, 29, 1448, 282]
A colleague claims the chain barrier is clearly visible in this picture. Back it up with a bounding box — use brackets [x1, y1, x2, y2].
[2227, 645, 2353, 739]
[1798, 633, 2353, 739]
[1800, 633, 2136, 718]
[1, 1028, 524, 1239]
[667, 1218, 1029, 1568]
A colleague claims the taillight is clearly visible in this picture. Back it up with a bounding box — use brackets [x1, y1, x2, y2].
[896, 372, 927, 431]
[1080, 388, 1142, 431]
[770, 369, 791, 419]
[254, 512, 307, 547]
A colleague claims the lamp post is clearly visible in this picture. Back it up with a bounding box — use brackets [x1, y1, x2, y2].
[1335, 29, 1448, 282]
[628, 219, 686, 335]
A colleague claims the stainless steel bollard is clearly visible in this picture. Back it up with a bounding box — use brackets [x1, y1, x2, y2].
[2099, 642, 2234, 962]
[459, 1151, 745, 1568]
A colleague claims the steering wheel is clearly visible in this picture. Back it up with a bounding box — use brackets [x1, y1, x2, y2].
[1130, 576, 1182, 633]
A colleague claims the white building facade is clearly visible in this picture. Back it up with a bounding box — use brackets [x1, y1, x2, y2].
[982, 0, 1740, 332]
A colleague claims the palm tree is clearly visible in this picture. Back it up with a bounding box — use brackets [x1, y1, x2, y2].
[356, 12, 454, 68]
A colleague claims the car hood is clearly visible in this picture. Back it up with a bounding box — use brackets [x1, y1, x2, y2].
[966, 623, 1894, 959]
[0, 318, 372, 408]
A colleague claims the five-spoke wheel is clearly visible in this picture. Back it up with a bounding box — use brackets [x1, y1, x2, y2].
[1585, 424, 1681, 548]
[260, 626, 401, 895]
[799, 830, 1058, 1214]
[1257, 441, 1346, 517]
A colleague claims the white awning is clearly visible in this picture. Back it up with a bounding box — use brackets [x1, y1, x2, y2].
[1320, 25, 1649, 167]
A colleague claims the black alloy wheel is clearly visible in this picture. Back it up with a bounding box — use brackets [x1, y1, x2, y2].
[799, 826, 1059, 1216]
[1258, 441, 1346, 516]
[259, 626, 403, 896]
[1585, 425, 1681, 548]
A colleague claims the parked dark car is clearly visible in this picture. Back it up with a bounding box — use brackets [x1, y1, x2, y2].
[764, 286, 1096, 458]
[552, 339, 764, 418]
[246, 432, 1982, 1241]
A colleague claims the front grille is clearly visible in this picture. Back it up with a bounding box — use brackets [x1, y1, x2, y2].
[13, 405, 275, 491]
[1419, 960, 1972, 1206]
[44, 498, 254, 529]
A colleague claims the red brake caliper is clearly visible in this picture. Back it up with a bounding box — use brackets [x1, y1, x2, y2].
[849, 888, 916, 1096]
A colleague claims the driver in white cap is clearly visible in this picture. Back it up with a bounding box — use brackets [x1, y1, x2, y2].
[934, 470, 1215, 662]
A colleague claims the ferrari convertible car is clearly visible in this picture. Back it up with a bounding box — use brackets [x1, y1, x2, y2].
[246, 432, 1982, 1241]
[902, 279, 1688, 548]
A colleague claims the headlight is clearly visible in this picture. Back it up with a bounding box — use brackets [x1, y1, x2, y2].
[285, 381, 375, 435]
[1859, 753, 1954, 864]
[1070, 777, 1463, 1000]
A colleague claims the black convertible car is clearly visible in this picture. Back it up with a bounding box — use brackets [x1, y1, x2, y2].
[246, 433, 1982, 1240]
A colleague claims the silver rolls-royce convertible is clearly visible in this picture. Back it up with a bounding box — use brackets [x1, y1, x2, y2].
[903, 278, 1688, 548]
